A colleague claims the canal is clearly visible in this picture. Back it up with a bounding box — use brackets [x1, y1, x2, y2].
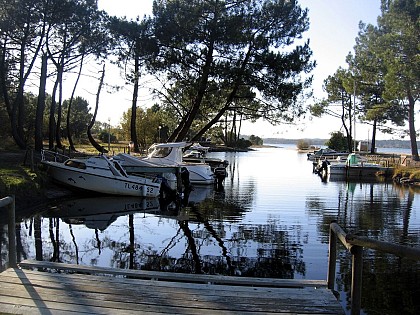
[2, 144, 420, 315]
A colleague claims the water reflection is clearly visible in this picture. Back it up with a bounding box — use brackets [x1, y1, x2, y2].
[2, 145, 420, 315]
[44, 196, 161, 230]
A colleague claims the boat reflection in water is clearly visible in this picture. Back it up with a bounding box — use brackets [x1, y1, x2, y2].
[43, 196, 161, 231]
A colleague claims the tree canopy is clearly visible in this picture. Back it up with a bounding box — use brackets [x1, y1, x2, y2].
[310, 0, 419, 157]
[150, 0, 314, 143]
[1, 0, 316, 151]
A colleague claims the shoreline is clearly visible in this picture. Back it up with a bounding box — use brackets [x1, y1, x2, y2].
[1, 147, 419, 215]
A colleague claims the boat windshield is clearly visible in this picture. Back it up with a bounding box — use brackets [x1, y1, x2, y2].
[64, 160, 86, 169]
[150, 147, 172, 158]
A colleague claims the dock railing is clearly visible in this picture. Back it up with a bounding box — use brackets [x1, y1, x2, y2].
[328, 221, 420, 315]
[0, 196, 16, 268]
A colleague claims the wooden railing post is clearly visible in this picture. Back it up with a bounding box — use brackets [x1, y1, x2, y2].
[350, 245, 363, 315]
[328, 222, 337, 290]
[0, 196, 17, 268]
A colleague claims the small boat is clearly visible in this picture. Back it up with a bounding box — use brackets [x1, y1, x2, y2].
[41, 153, 161, 197]
[143, 142, 216, 185]
[307, 148, 349, 161]
[183, 144, 228, 179]
[327, 153, 391, 178]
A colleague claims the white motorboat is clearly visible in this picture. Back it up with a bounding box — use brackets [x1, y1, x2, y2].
[114, 142, 215, 185]
[112, 153, 179, 192]
[41, 153, 161, 197]
[183, 144, 229, 172]
[144, 142, 215, 185]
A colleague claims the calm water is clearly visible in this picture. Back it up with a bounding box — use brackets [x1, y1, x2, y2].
[4, 144, 420, 314]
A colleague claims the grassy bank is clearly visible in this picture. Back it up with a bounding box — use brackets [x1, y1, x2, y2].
[393, 165, 420, 181]
[0, 150, 47, 210]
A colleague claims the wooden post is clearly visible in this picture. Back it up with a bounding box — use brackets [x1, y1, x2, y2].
[327, 223, 337, 290]
[0, 196, 17, 268]
[350, 245, 363, 315]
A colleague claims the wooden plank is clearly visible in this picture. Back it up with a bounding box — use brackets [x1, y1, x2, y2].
[0, 264, 345, 315]
[0, 270, 324, 300]
[0, 270, 336, 306]
[18, 260, 327, 288]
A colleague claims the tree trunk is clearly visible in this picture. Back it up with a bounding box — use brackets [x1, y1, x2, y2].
[130, 44, 140, 152]
[87, 64, 107, 153]
[49, 78, 59, 149]
[55, 64, 64, 149]
[192, 43, 253, 142]
[35, 54, 48, 152]
[370, 119, 377, 154]
[0, 43, 25, 149]
[237, 113, 243, 142]
[175, 37, 215, 141]
[168, 112, 189, 142]
[67, 55, 84, 152]
[340, 94, 351, 152]
[407, 90, 419, 161]
[192, 104, 230, 142]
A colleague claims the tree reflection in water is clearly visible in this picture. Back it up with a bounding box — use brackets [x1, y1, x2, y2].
[12, 192, 306, 280]
[306, 180, 420, 315]
[3, 147, 420, 315]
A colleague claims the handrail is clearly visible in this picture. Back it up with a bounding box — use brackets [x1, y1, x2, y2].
[328, 221, 420, 315]
[41, 149, 70, 162]
[0, 196, 16, 268]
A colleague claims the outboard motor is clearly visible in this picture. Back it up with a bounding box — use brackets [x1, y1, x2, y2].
[214, 167, 227, 191]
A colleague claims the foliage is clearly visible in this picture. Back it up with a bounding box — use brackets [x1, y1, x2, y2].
[98, 131, 117, 143]
[249, 135, 264, 146]
[376, 0, 420, 159]
[314, 0, 419, 158]
[311, 68, 354, 151]
[297, 139, 309, 150]
[325, 131, 348, 152]
[234, 138, 253, 149]
[0, 0, 110, 151]
[120, 107, 163, 150]
[62, 97, 92, 141]
[150, 0, 314, 142]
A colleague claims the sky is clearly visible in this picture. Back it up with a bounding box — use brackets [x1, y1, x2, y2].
[91, 0, 387, 140]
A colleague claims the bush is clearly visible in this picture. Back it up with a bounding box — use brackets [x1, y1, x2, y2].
[325, 131, 348, 151]
[297, 139, 309, 150]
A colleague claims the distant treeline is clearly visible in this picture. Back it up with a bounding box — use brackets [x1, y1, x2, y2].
[261, 138, 416, 149]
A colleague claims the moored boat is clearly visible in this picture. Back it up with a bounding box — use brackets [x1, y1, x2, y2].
[327, 153, 392, 178]
[143, 142, 217, 185]
[41, 153, 161, 197]
[307, 148, 349, 161]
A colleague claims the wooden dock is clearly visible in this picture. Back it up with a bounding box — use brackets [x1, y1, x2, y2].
[0, 260, 344, 314]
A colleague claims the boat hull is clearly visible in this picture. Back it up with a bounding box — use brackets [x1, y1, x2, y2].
[44, 161, 161, 197]
[182, 163, 214, 185]
[328, 163, 391, 178]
